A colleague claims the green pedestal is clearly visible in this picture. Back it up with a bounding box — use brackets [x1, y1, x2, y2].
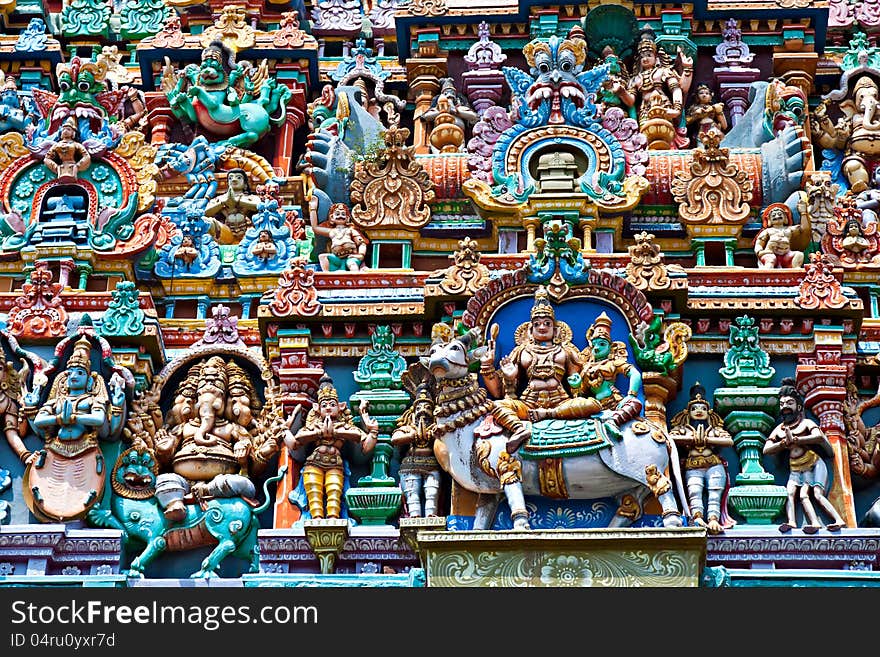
[727, 485, 787, 524]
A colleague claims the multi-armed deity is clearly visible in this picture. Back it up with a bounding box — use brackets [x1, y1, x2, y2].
[152, 356, 283, 522]
[24, 336, 127, 522]
[608, 28, 693, 149]
[286, 376, 378, 519]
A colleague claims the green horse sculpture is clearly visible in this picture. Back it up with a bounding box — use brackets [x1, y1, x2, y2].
[88, 447, 286, 578]
[163, 40, 292, 148]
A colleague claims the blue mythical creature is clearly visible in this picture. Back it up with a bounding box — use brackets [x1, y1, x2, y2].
[155, 208, 220, 278]
[302, 83, 385, 224]
[233, 195, 299, 275]
[527, 221, 590, 286]
[0, 73, 37, 135]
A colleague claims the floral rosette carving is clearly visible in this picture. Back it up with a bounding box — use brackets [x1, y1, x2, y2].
[266, 259, 321, 317]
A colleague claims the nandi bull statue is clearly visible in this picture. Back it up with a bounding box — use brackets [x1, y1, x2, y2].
[416, 297, 689, 531]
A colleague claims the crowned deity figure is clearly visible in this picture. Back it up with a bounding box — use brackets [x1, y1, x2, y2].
[578, 312, 644, 429]
[28, 336, 125, 521]
[763, 377, 846, 533]
[391, 384, 441, 518]
[286, 376, 378, 519]
[420, 78, 478, 153]
[154, 356, 279, 522]
[668, 383, 733, 534]
[685, 84, 728, 143]
[204, 168, 261, 244]
[480, 287, 602, 452]
[609, 29, 693, 150]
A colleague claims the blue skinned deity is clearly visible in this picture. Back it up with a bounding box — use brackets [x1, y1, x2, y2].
[155, 136, 228, 204]
[155, 209, 221, 278]
[233, 194, 299, 275]
[0, 74, 37, 135]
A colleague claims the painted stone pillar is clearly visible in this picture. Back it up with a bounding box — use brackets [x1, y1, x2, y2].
[407, 30, 446, 154]
[714, 315, 787, 524]
[145, 92, 174, 146]
[796, 325, 857, 527]
[642, 373, 678, 427]
[345, 326, 406, 525]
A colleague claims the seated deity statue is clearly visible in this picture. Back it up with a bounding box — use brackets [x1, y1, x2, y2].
[285, 376, 377, 519]
[754, 203, 809, 269]
[204, 168, 261, 243]
[668, 383, 733, 534]
[479, 286, 600, 453]
[43, 117, 90, 181]
[154, 356, 279, 522]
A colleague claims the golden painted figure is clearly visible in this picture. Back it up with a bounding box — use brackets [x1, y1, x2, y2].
[668, 383, 733, 534]
[0, 362, 34, 467]
[205, 168, 261, 243]
[764, 377, 845, 533]
[286, 376, 377, 519]
[391, 384, 440, 517]
[480, 286, 596, 452]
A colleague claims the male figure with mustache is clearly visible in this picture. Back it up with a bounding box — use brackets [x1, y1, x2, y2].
[764, 377, 845, 533]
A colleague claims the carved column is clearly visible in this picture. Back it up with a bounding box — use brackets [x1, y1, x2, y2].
[642, 373, 679, 426]
[797, 326, 857, 527]
[406, 31, 447, 155]
[58, 259, 76, 289]
[772, 29, 817, 144]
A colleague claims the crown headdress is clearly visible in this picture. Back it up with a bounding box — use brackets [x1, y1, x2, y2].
[637, 29, 658, 56]
[67, 336, 92, 370]
[530, 286, 555, 321]
[687, 381, 708, 408]
[586, 312, 612, 342]
[316, 375, 339, 403]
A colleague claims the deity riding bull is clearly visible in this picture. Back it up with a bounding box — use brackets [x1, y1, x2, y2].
[416, 290, 688, 531]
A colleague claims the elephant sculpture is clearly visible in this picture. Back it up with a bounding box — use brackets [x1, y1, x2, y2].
[421, 330, 688, 531]
[88, 447, 286, 578]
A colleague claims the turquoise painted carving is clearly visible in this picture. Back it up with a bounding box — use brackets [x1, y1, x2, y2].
[120, 0, 170, 39]
[527, 221, 590, 286]
[164, 41, 292, 148]
[719, 315, 775, 387]
[154, 208, 221, 278]
[628, 314, 690, 376]
[0, 75, 37, 135]
[61, 0, 110, 38]
[88, 447, 287, 578]
[233, 195, 299, 276]
[354, 325, 407, 390]
[99, 282, 145, 337]
[155, 136, 228, 203]
[15, 18, 48, 52]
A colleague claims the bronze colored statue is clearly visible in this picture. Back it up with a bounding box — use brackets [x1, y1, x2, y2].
[205, 168, 261, 243]
[285, 376, 377, 519]
[763, 377, 845, 533]
[43, 117, 90, 181]
[669, 383, 733, 534]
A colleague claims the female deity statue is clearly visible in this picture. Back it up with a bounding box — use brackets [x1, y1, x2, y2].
[609, 29, 693, 149]
[578, 312, 643, 430]
[43, 117, 91, 181]
[204, 168, 261, 243]
[686, 84, 728, 143]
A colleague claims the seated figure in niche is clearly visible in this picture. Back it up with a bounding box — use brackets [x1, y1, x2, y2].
[43, 117, 90, 181]
[421, 78, 478, 154]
